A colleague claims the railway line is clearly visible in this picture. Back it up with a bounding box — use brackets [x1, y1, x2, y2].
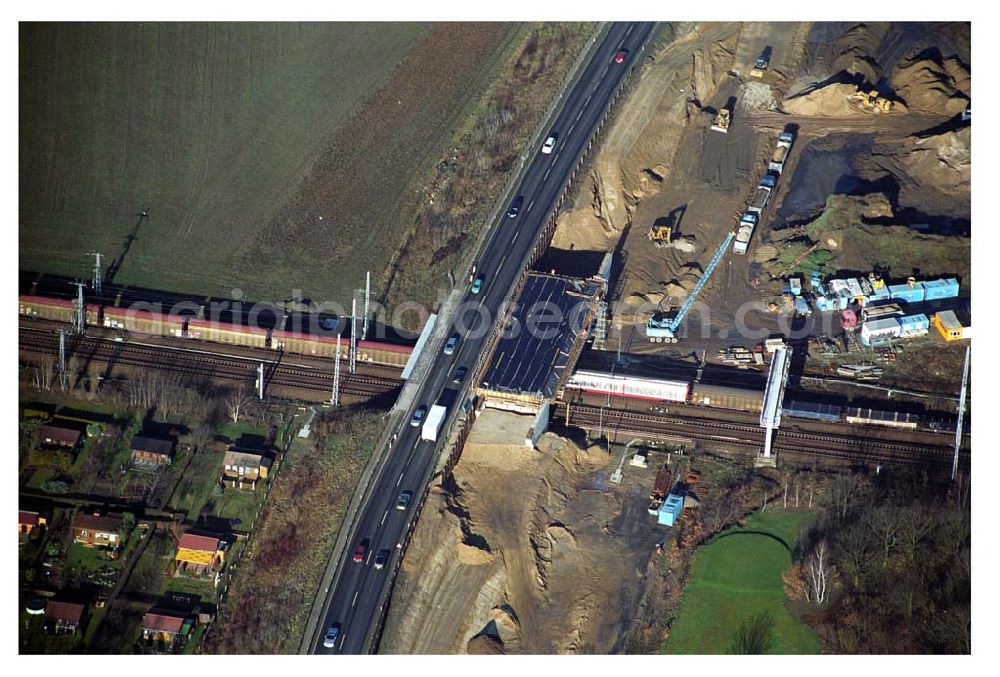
[19, 327, 403, 400]
[562, 403, 969, 469]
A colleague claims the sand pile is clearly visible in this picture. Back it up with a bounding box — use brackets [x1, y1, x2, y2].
[892, 52, 970, 116]
[897, 127, 970, 194]
[781, 82, 867, 117]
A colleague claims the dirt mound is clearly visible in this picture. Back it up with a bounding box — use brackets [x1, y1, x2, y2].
[739, 81, 778, 112]
[897, 127, 970, 194]
[467, 634, 505, 654]
[781, 82, 867, 117]
[892, 52, 970, 116]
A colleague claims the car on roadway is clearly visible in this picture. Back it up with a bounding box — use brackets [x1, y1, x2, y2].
[410, 405, 427, 427]
[323, 624, 341, 648]
[471, 275, 485, 294]
[443, 333, 460, 355]
[507, 195, 524, 218]
[614, 49, 628, 64]
[374, 549, 390, 570]
[452, 366, 468, 384]
[352, 542, 368, 563]
[541, 133, 557, 154]
[396, 490, 412, 511]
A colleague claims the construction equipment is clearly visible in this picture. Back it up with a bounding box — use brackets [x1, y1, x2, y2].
[647, 232, 735, 343]
[710, 108, 731, 133]
[847, 87, 894, 113]
[647, 224, 673, 247]
[750, 47, 771, 78]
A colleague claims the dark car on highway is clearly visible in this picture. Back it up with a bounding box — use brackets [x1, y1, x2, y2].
[507, 195, 524, 218]
[374, 549, 390, 570]
[452, 366, 468, 384]
[396, 490, 412, 511]
[409, 405, 427, 427]
[323, 624, 341, 649]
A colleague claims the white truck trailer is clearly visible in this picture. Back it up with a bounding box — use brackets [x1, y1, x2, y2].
[733, 213, 758, 255]
[768, 132, 795, 174]
[421, 404, 447, 442]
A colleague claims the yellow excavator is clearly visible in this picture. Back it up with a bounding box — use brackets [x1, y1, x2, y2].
[847, 87, 894, 113]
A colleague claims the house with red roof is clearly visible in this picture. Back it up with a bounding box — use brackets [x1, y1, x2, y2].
[174, 532, 226, 576]
[45, 600, 86, 634]
[141, 609, 193, 646]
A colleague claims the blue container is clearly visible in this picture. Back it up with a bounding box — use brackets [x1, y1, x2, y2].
[898, 313, 929, 336]
[658, 494, 684, 526]
[784, 399, 842, 422]
[871, 285, 891, 302]
[922, 278, 960, 301]
[889, 283, 925, 303]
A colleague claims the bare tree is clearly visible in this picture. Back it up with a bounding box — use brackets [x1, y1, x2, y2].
[224, 382, 252, 423]
[804, 538, 832, 604]
[779, 467, 794, 509]
[830, 473, 861, 521]
[867, 506, 903, 571]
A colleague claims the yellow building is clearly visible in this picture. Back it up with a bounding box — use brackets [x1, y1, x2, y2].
[933, 310, 964, 341]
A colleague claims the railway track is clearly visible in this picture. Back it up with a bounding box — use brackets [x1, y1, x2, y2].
[19, 328, 403, 400]
[563, 403, 968, 469]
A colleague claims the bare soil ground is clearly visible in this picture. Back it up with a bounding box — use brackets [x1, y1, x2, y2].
[381, 409, 665, 654]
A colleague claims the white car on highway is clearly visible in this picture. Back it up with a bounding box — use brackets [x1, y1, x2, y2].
[541, 134, 557, 154]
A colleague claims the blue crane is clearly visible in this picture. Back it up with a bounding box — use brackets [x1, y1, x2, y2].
[647, 231, 735, 343]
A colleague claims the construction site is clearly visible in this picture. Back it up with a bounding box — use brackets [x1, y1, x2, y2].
[379, 21, 971, 655]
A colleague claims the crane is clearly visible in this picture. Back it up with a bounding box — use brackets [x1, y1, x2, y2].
[647, 231, 735, 343]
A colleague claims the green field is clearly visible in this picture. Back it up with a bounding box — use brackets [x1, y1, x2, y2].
[19, 22, 428, 298]
[663, 509, 821, 655]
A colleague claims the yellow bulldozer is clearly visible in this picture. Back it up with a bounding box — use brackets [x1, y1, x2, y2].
[847, 87, 894, 113]
[647, 224, 673, 248]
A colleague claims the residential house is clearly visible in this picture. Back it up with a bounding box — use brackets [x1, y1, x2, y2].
[221, 449, 272, 490]
[19, 510, 47, 537]
[142, 609, 193, 646]
[174, 532, 226, 576]
[72, 512, 124, 548]
[45, 600, 85, 634]
[38, 423, 82, 449]
[131, 435, 176, 466]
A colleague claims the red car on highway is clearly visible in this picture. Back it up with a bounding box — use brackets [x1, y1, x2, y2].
[614, 50, 628, 64]
[352, 542, 367, 563]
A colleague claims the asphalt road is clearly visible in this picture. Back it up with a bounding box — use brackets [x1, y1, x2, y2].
[312, 21, 656, 655]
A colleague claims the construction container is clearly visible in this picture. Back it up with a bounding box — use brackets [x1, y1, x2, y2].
[861, 302, 903, 322]
[869, 284, 891, 303]
[844, 407, 919, 429]
[933, 310, 963, 341]
[860, 317, 901, 345]
[922, 278, 960, 301]
[888, 282, 926, 303]
[898, 313, 929, 337]
[794, 297, 811, 315]
[783, 399, 842, 422]
[657, 494, 684, 526]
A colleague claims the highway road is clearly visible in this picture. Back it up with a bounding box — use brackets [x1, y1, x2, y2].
[311, 21, 656, 655]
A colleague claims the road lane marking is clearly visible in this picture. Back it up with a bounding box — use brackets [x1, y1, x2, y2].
[526, 199, 535, 213]
[511, 230, 519, 244]
[625, 24, 634, 37]
[543, 166, 552, 182]
[397, 471, 404, 486]
[495, 255, 508, 279]
[352, 591, 359, 608]
[381, 509, 389, 525]
[568, 121, 576, 135]
[366, 549, 373, 565]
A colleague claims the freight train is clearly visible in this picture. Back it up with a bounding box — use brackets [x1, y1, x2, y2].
[564, 369, 935, 431]
[18, 294, 413, 369]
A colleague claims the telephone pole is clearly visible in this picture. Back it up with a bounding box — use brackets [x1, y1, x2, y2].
[257, 362, 265, 400]
[951, 344, 970, 481]
[88, 252, 103, 295]
[332, 336, 342, 406]
[363, 271, 371, 341]
[58, 329, 68, 391]
[349, 297, 357, 374]
[73, 281, 86, 334]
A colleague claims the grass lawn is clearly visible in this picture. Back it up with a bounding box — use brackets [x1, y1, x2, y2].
[662, 509, 821, 655]
[65, 542, 120, 572]
[168, 450, 224, 519]
[214, 487, 265, 533]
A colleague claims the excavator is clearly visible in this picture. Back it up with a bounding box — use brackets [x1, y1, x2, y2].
[647, 223, 673, 248]
[847, 87, 894, 113]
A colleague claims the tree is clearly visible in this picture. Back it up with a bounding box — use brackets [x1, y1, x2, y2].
[223, 382, 253, 423]
[804, 538, 832, 604]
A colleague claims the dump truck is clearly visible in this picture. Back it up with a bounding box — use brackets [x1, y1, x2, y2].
[421, 404, 447, 442]
[710, 108, 731, 133]
[647, 224, 673, 247]
[768, 132, 795, 173]
[733, 212, 758, 255]
[748, 185, 772, 214]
